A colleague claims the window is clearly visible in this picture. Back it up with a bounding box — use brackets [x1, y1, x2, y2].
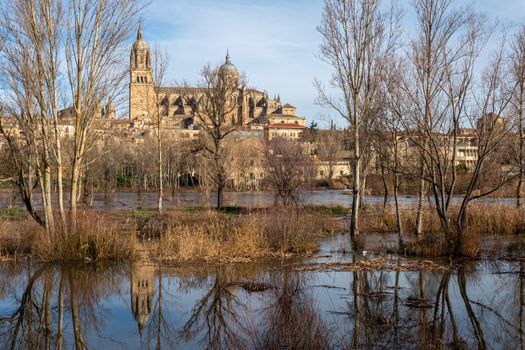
[340, 170, 344, 176]
[320, 170, 325, 176]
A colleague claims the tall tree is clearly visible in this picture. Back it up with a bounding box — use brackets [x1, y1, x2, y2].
[192, 60, 246, 210]
[64, 0, 141, 230]
[0, 0, 64, 231]
[509, 25, 525, 208]
[316, 0, 401, 238]
[150, 44, 169, 213]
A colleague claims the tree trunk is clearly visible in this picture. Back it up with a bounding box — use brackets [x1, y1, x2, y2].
[56, 154, 66, 228]
[380, 162, 389, 224]
[158, 134, 163, 213]
[359, 168, 367, 210]
[217, 184, 224, 210]
[70, 159, 81, 233]
[351, 127, 361, 238]
[415, 173, 426, 238]
[394, 172, 403, 248]
[43, 163, 54, 233]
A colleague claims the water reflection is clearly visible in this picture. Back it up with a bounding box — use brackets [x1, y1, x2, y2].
[0, 258, 523, 349]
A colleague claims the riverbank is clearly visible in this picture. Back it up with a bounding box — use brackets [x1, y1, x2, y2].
[1, 202, 525, 263]
[0, 206, 345, 263]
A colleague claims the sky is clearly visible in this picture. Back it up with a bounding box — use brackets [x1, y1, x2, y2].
[139, 0, 525, 127]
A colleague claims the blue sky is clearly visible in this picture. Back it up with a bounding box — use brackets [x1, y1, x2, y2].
[139, 0, 525, 127]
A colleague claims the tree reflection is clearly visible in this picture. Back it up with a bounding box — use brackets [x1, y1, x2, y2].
[342, 260, 505, 349]
[249, 269, 333, 350]
[0, 264, 125, 349]
[179, 265, 248, 349]
[0, 259, 524, 349]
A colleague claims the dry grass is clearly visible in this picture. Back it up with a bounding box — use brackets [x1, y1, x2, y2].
[154, 211, 268, 262]
[464, 203, 525, 236]
[0, 212, 136, 262]
[362, 203, 522, 257]
[3, 201, 519, 261]
[0, 220, 43, 259]
[0, 207, 340, 263]
[151, 208, 341, 262]
[36, 213, 137, 262]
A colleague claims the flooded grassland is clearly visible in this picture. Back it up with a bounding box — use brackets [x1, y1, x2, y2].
[0, 190, 524, 349]
[0, 235, 524, 350]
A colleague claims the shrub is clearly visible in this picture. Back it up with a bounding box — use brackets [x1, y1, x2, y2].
[35, 212, 137, 262]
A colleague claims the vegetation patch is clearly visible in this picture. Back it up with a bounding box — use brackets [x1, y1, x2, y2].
[285, 258, 451, 272]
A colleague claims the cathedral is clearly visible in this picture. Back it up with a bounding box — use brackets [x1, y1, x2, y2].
[129, 26, 306, 137]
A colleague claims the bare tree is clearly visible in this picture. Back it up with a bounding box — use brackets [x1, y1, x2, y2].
[401, 0, 486, 238]
[392, 0, 516, 254]
[372, 64, 408, 244]
[192, 62, 246, 210]
[64, 0, 141, 230]
[315, 128, 345, 180]
[264, 138, 314, 207]
[509, 25, 525, 208]
[316, 0, 401, 238]
[0, 0, 64, 231]
[150, 44, 169, 213]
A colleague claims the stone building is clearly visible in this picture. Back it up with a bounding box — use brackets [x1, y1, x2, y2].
[129, 26, 306, 138]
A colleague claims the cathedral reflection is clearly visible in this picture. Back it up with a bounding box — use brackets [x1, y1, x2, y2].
[130, 262, 155, 334]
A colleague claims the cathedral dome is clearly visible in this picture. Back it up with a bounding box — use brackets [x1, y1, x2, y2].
[219, 51, 238, 74]
[132, 26, 149, 51]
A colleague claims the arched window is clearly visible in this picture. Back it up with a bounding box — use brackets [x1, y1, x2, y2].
[137, 76, 140, 83]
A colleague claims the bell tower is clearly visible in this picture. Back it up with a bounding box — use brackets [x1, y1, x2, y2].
[129, 24, 154, 121]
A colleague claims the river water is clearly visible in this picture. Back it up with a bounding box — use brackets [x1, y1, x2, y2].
[0, 235, 523, 349]
[0, 189, 516, 210]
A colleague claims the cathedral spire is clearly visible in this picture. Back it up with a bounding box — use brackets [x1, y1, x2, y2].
[225, 50, 231, 64]
[137, 21, 143, 40]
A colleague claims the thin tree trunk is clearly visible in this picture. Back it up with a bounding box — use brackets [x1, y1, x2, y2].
[415, 171, 425, 239]
[69, 160, 81, 233]
[217, 184, 224, 210]
[158, 129, 163, 213]
[43, 164, 54, 232]
[394, 172, 403, 248]
[380, 162, 389, 222]
[518, 111, 524, 208]
[351, 126, 361, 238]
